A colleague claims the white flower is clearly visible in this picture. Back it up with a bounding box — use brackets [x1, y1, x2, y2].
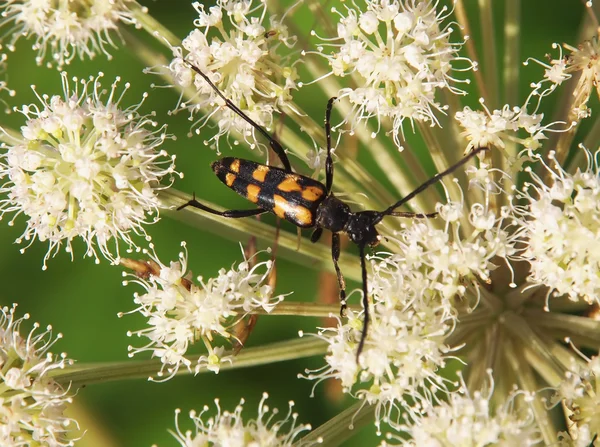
[549, 350, 600, 447]
[0, 304, 78, 447]
[168, 393, 320, 447]
[121, 242, 287, 380]
[167, 0, 300, 152]
[511, 146, 600, 305]
[523, 43, 571, 87]
[0, 72, 178, 268]
[0, 0, 143, 68]
[303, 185, 515, 429]
[382, 372, 541, 446]
[318, 0, 473, 149]
[455, 98, 556, 155]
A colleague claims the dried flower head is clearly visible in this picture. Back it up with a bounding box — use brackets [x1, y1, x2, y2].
[0, 304, 77, 447]
[167, 0, 300, 151]
[121, 242, 286, 380]
[0, 0, 144, 68]
[168, 393, 320, 447]
[0, 72, 178, 268]
[563, 36, 600, 120]
[316, 0, 473, 149]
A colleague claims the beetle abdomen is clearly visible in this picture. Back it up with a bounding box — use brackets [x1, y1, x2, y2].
[212, 157, 327, 228]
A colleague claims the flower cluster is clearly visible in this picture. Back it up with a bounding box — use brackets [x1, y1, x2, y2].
[121, 243, 285, 379]
[167, 0, 300, 151]
[168, 393, 319, 446]
[0, 304, 77, 447]
[511, 147, 600, 305]
[305, 185, 515, 429]
[318, 0, 472, 149]
[382, 373, 541, 446]
[0, 0, 143, 68]
[0, 72, 178, 268]
[456, 100, 547, 154]
[550, 351, 600, 446]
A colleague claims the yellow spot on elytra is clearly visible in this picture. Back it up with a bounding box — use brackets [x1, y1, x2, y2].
[230, 159, 241, 173]
[302, 185, 324, 202]
[247, 184, 261, 203]
[252, 165, 269, 182]
[294, 206, 313, 226]
[278, 176, 302, 192]
[273, 194, 288, 218]
[226, 173, 236, 187]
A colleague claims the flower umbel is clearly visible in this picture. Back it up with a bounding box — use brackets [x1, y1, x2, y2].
[550, 350, 600, 447]
[0, 0, 143, 68]
[121, 242, 286, 380]
[382, 372, 541, 446]
[168, 392, 319, 446]
[167, 0, 300, 151]
[0, 71, 178, 268]
[304, 182, 516, 430]
[0, 304, 77, 447]
[512, 147, 600, 305]
[318, 0, 473, 149]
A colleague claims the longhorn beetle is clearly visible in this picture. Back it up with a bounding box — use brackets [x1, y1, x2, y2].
[178, 62, 487, 360]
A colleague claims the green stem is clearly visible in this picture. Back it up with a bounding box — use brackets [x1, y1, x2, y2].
[501, 311, 564, 386]
[128, 2, 180, 48]
[477, 0, 499, 109]
[454, 0, 490, 102]
[505, 342, 559, 446]
[296, 401, 375, 447]
[524, 309, 600, 346]
[259, 302, 360, 317]
[50, 338, 327, 388]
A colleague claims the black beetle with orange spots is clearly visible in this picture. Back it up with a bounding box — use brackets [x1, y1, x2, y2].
[178, 62, 487, 360]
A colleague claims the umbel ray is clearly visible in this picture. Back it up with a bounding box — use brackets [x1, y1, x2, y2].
[178, 61, 487, 359]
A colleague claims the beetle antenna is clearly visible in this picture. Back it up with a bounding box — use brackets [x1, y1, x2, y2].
[185, 61, 293, 172]
[379, 147, 487, 219]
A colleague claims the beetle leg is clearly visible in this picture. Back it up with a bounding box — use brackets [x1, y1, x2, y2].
[356, 243, 369, 362]
[325, 97, 337, 194]
[310, 227, 323, 243]
[178, 196, 267, 218]
[331, 232, 347, 316]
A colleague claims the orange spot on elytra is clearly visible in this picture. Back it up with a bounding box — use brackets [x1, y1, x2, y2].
[252, 165, 269, 182]
[294, 205, 313, 226]
[247, 184, 261, 203]
[230, 159, 241, 173]
[278, 176, 302, 192]
[273, 194, 288, 219]
[302, 185, 324, 201]
[225, 173, 236, 187]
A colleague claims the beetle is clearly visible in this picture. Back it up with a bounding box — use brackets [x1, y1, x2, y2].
[178, 62, 486, 359]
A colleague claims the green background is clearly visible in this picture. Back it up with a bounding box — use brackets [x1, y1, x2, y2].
[0, 0, 588, 445]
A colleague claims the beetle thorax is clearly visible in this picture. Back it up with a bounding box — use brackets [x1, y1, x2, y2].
[315, 194, 351, 233]
[345, 211, 380, 247]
